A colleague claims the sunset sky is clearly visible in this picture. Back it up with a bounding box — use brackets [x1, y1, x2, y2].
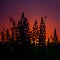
[0, 0, 60, 41]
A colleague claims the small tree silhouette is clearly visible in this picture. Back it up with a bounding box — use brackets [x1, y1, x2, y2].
[6, 28, 10, 42]
[52, 28, 58, 45]
[47, 37, 51, 46]
[1, 31, 4, 42]
[10, 18, 16, 44]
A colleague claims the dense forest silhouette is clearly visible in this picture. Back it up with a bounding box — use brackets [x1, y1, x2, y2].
[0, 12, 60, 60]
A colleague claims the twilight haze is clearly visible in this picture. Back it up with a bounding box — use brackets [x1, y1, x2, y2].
[0, 0, 60, 41]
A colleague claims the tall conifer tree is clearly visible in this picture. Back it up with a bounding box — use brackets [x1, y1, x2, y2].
[38, 17, 46, 46]
[17, 12, 30, 46]
[32, 20, 39, 45]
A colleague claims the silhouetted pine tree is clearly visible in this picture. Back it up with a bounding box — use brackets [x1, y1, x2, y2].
[38, 17, 46, 46]
[9, 17, 16, 43]
[47, 37, 51, 46]
[52, 28, 58, 45]
[32, 20, 39, 45]
[11, 19, 16, 44]
[17, 12, 30, 46]
[6, 28, 10, 42]
[1, 31, 4, 42]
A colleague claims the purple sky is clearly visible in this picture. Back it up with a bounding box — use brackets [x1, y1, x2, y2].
[0, 0, 60, 40]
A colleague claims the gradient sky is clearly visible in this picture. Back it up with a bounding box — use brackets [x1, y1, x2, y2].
[0, 0, 60, 41]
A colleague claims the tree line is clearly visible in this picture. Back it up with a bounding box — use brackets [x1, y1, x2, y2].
[0, 12, 58, 47]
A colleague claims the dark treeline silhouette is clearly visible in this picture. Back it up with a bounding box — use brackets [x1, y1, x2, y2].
[0, 12, 60, 60]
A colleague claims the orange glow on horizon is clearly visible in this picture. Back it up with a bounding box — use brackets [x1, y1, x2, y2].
[0, 13, 60, 43]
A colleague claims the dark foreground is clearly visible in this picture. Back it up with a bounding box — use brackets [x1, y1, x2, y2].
[0, 43, 60, 60]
